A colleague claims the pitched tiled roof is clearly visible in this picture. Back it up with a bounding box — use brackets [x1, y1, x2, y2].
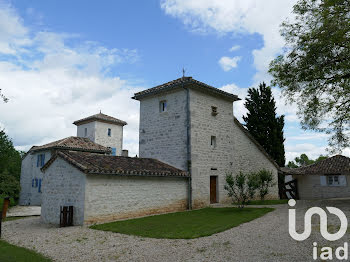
[42, 150, 189, 177]
[30, 136, 111, 154]
[281, 155, 350, 176]
[73, 113, 127, 126]
[132, 77, 240, 102]
[233, 118, 280, 169]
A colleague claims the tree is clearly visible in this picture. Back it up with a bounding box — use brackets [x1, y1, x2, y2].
[269, 0, 350, 153]
[256, 169, 275, 200]
[243, 82, 286, 197]
[287, 153, 328, 168]
[224, 172, 250, 208]
[0, 130, 21, 200]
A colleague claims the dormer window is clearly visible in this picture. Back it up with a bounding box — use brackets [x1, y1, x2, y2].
[108, 128, 111, 137]
[160, 100, 167, 112]
[211, 106, 218, 116]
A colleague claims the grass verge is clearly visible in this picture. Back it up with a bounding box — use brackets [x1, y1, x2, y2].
[246, 199, 289, 205]
[0, 240, 51, 262]
[90, 207, 274, 239]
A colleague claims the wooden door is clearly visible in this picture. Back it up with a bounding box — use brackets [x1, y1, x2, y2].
[210, 176, 217, 203]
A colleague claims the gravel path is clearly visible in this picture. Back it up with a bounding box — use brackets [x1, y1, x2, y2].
[3, 200, 350, 262]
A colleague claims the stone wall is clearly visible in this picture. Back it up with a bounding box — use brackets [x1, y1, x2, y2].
[41, 157, 86, 225]
[139, 88, 188, 170]
[77, 121, 123, 155]
[19, 150, 51, 206]
[189, 88, 236, 207]
[84, 175, 188, 224]
[294, 175, 350, 199]
[77, 122, 96, 142]
[94, 121, 123, 156]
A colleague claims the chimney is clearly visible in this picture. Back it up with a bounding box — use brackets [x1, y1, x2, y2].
[122, 150, 129, 157]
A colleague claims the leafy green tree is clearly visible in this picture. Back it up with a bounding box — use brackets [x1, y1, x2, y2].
[256, 169, 275, 200]
[269, 0, 350, 152]
[0, 130, 21, 200]
[243, 82, 286, 197]
[224, 172, 250, 208]
[287, 153, 328, 168]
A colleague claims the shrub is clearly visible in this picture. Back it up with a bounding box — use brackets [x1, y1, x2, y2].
[256, 169, 275, 200]
[0, 170, 20, 200]
[224, 172, 250, 208]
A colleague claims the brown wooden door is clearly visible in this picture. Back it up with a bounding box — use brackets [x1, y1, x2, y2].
[210, 176, 217, 203]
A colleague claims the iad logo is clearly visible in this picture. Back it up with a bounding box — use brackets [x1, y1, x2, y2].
[288, 199, 348, 260]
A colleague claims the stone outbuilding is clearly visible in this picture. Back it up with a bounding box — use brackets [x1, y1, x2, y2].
[281, 155, 350, 199]
[41, 150, 189, 225]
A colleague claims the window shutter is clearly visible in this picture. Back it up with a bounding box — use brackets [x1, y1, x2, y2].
[42, 154, 45, 167]
[38, 179, 42, 193]
[37, 155, 40, 167]
[320, 176, 327, 186]
[32, 179, 34, 187]
[339, 175, 347, 186]
[111, 148, 116, 156]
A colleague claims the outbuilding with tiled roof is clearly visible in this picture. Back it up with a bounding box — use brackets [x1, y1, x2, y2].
[41, 150, 189, 225]
[282, 155, 350, 199]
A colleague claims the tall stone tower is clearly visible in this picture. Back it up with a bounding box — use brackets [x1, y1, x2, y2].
[73, 113, 127, 156]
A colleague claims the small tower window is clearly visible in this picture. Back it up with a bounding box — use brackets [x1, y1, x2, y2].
[160, 100, 167, 112]
[211, 136, 217, 148]
[211, 106, 218, 116]
[84, 128, 87, 137]
[108, 128, 111, 137]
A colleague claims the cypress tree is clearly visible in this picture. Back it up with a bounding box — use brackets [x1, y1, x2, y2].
[243, 82, 286, 196]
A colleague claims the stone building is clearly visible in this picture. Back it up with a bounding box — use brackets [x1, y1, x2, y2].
[281, 155, 350, 199]
[33, 77, 280, 226]
[19, 113, 126, 206]
[133, 77, 279, 208]
[41, 150, 188, 225]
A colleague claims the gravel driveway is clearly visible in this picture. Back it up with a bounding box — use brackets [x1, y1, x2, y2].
[3, 200, 350, 262]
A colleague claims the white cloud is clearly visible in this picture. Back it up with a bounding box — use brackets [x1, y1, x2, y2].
[285, 143, 328, 163]
[218, 56, 241, 71]
[0, 4, 141, 156]
[229, 45, 240, 52]
[161, 0, 297, 82]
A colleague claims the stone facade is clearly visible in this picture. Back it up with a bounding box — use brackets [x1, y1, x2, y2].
[84, 175, 188, 224]
[41, 156, 188, 225]
[41, 157, 86, 225]
[293, 175, 350, 199]
[138, 86, 279, 208]
[19, 150, 51, 206]
[77, 121, 123, 156]
[139, 89, 188, 170]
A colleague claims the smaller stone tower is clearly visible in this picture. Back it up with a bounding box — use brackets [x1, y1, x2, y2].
[73, 113, 127, 156]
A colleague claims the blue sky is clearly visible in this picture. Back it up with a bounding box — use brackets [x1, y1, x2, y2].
[0, 0, 347, 162]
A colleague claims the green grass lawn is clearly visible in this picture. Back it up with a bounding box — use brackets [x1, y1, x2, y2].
[90, 207, 274, 239]
[0, 240, 51, 262]
[246, 199, 289, 205]
[3, 216, 28, 222]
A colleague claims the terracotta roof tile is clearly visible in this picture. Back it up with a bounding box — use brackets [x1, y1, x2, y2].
[42, 151, 189, 177]
[30, 136, 110, 154]
[73, 113, 127, 126]
[281, 155, 350, 175]
[133, 77, 240, 102]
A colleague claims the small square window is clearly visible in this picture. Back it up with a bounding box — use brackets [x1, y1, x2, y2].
[84, 128, 87, 137]
[211, 106, 218, 116]
[160, 100, 167, 112]
[108, 128, 111, 137]
[210, 136, 216, 148]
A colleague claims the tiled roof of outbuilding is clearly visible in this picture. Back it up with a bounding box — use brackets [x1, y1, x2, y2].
[73, 113, 127, 126]
[281, 155, 350, 176]
[30, 136, 111, 154]
[133, 77, 240, 102]
[42, 150, 189, 178]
